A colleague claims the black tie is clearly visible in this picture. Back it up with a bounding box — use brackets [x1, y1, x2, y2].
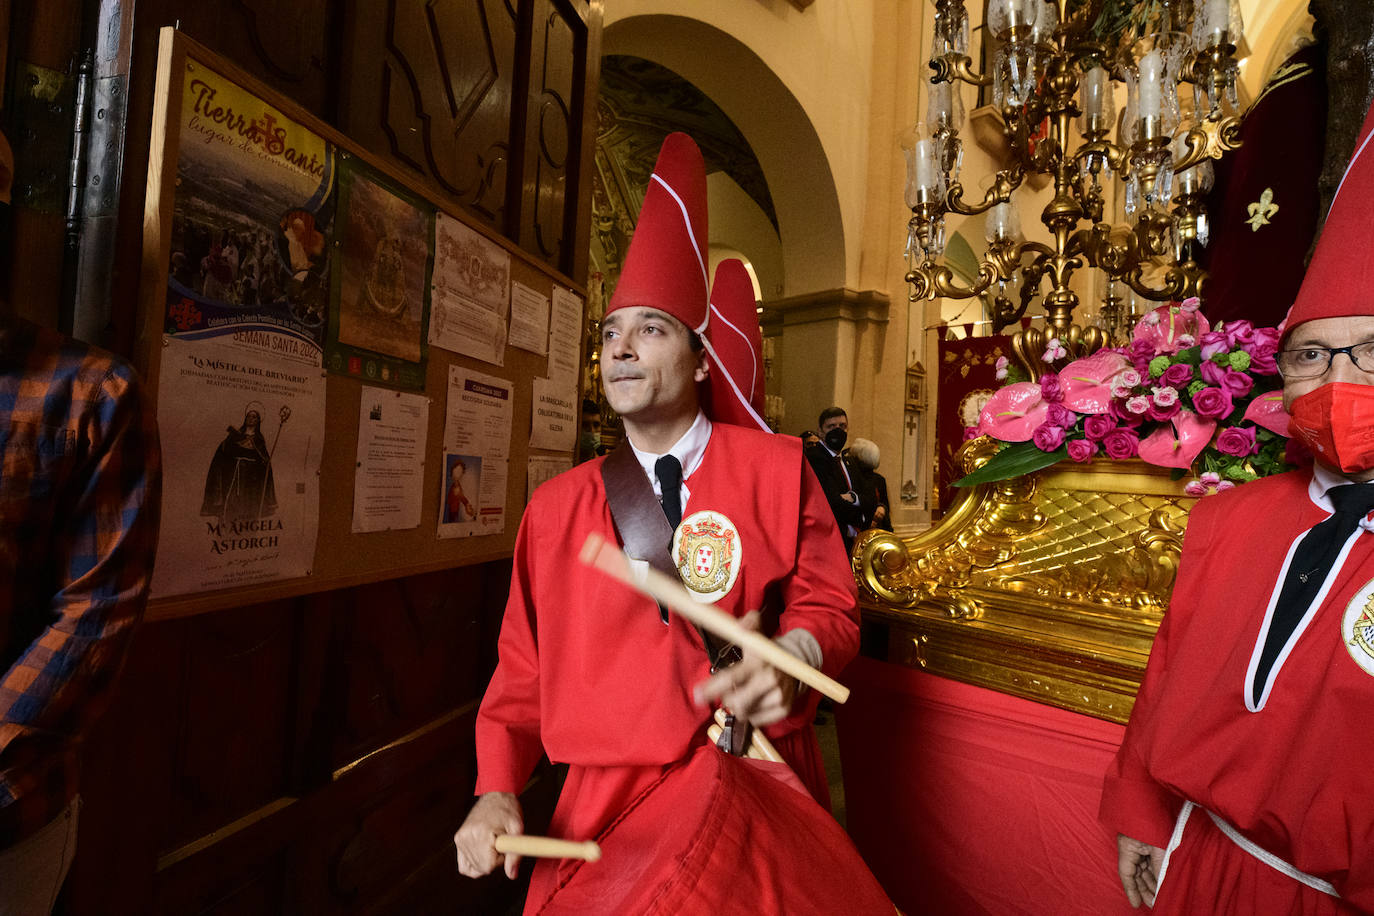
[655, 455, 683, 529]
[1254, 482, 1374, 704]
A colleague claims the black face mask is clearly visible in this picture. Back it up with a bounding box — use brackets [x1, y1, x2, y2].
[824, 427, 847, 451]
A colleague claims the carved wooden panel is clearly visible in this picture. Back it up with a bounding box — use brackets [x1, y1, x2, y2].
[512, 0, 581, 271]
[143, 0, 338, 118]
[161, 600, 297, 850]
[342, 0, 519, 229]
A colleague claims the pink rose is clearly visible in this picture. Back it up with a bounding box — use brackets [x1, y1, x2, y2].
[1191, 386, 1234, 420]
[1216, 480, 1236, 491]
[1200, 471, 1221, 486]
[1221, 369, 1254, 398]
[1200, 360, 1227, 386]
[995, 355, 1009, 381]
[1249, 327, 1282, 375]
[1179, 297, 1201, 313]
[1184, 479, 1209, 497]
[963, 425, 982, 441]
[1160, 363, 1193, 387]
[1199, 331, 1229, 360]
[1067, 439, 1098, 462]
[1110, 400, 1143, 427]
[1084, 414, 1117, 440]
[1147, 400, 1181, 422]
[1103, 429, 1140, 459]
[1032, 423, 1067, 451]
[1152, 385, 1179, 407]
[1039, 371, 1064, 403]
[1126, 395, 1151, 414]
[1118, 368, 1142, 388]
[1046, 403, 1076, 428]
[1176, 334, 1196, 349]
[1223, 319, 1255, 349]
[1216, 426, 1258, 457]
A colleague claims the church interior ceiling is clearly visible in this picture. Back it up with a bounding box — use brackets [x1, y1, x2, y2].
[592, 55, 777, 283]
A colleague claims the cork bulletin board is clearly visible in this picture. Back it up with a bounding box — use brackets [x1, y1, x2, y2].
[136, 28, 583, 619]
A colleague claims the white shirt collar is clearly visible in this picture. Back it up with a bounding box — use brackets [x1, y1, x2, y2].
[628, 411, 712, 498]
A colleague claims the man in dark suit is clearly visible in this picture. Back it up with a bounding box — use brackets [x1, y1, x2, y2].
[804, 406, 867, 551]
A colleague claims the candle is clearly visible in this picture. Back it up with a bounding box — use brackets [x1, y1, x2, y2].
[1137, 49, 1163, 120]
[914, 139, 939, 194]
[985, 202, 1021, 244]
[1202, 0, 1230, 45]
[1006, 0, 1029, 30]
[1080, 66, 1112, 134]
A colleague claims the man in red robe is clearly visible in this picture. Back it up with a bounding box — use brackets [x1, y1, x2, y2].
[452, 134, 867, 911]
[1102, 100, 1374, 914]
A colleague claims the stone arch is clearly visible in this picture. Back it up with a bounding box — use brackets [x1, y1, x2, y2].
[602, 14, 847, 298]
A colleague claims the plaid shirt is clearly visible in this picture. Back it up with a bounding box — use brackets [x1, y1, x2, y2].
[0, 319, 160, 846]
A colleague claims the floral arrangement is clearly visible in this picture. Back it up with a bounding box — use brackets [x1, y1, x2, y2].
[961, 298, 1292, 493]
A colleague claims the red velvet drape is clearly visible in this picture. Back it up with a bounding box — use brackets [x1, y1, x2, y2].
[837, 656, 1137, 916]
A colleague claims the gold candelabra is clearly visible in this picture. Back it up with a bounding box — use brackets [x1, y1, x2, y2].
[908, 0, 1243, 341]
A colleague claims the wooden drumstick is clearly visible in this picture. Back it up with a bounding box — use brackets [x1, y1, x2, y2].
[712, 708, 784, 763]
[494, 834, 601, 862]
[577, 533, 851, 704]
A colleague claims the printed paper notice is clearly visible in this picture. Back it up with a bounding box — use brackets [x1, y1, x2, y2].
[429, 212, 511, 366]
[509, 281, 550, 355]
[527, 455, 572, 501]
[548, 286, 583, 385]
[151, 330, 325, 597]
[529, 378, 577, 451]
[439, 367, 513, 538]
[352, 387, 429, 533]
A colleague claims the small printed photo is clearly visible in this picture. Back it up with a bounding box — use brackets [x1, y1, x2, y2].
[443, 453, 482, 524]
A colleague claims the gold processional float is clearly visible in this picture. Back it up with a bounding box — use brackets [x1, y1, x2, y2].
[860, 0, 1248, 723]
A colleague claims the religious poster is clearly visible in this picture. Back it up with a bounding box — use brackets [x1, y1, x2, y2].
[548, 286, 584, 386]
[428, 212, 511, 366]
[439, 366, 512, 538]
[936, 328, 1011, 512]
[529, 377, 577, 452]
[164, 57, 334, 348]
[351, 387, 430, 533]
[508, 281, 550, 356]
[151, 329, 326, 597]
[327, 154, 433, 389]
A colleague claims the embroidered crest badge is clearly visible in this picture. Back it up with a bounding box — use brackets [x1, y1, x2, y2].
[673, 510, 742, 603]
[1342, 580, 1374, 677]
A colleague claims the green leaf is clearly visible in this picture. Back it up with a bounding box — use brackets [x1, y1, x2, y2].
[954, 442, 1068, 487]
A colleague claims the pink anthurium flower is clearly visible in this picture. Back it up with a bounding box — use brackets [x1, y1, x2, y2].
[1138, 409, 1217, 469]
[1242, 390, 1290, 437]
[1059, 350, 1133, 415]
[1132, 304, 1211, 355]
[977, 382, 1051, 442]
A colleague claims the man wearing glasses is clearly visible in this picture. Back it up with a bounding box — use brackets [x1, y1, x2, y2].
[1101, 101, 1374, 914]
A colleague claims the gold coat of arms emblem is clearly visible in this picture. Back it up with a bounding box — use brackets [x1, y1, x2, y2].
[673, 510, 742, 603]
[1345, 583, 1374, 677]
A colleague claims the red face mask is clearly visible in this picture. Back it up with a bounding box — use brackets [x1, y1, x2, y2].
[1288, 382, 1374, 473]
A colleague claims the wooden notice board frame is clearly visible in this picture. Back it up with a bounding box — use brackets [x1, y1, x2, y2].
[137, 28, 584, 621]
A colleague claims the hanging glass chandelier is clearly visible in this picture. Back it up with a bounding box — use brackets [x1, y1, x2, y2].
[907, 0, 1243, 346]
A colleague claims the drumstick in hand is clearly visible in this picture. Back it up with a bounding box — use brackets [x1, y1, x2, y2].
[577, 533, 851, 704]
[495, 835, 601, 862]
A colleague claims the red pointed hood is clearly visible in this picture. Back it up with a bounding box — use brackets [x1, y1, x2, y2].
[1285, 99, 1374, 340]
[607, 133, 710, 334]
[702, 259, 769, 431]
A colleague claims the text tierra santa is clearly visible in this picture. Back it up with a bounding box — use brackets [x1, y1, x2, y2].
[187, 78, 325, 178]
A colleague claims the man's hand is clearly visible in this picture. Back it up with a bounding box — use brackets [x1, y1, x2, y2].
[1116, 833, 1165, 908]
[692, 611, 800, 726]
[454, 792, 524, 879]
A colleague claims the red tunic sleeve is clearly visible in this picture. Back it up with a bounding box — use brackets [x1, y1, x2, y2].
[473, 508, 546, 796]
[1099, 495, 1222, 848]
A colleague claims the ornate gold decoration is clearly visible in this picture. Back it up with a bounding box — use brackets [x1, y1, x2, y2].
[855, 437, 1195, 723]
[1246, 188, 1279, 231]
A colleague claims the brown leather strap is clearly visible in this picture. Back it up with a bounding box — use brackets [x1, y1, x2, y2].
[599, 445, 737, 669]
